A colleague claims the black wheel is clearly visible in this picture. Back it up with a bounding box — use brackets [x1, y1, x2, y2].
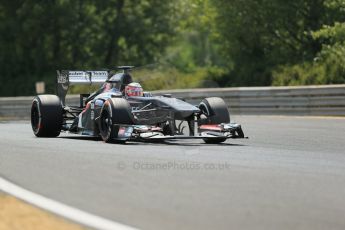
[203, 137, 227, 144]
[99, 98, 135, 143]
[199, 97, 230, 144]
[199, 97, 230, 124]
[31, 95, 63, 137]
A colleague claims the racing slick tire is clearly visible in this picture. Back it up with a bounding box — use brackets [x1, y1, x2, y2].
[99, 98, 135, 143]
[31, 95, 63, 137]
[203, 137, 227, 144]
[199, 97, 230, 144]
[199, 97, 230, 124]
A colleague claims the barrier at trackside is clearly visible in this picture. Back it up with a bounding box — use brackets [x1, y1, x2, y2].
[1, 85, 344, 119]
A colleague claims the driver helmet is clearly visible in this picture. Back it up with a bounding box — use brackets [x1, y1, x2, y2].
[125, 82, 143, 97]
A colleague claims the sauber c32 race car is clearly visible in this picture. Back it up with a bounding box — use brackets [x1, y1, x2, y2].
[31, 66, 245, 144]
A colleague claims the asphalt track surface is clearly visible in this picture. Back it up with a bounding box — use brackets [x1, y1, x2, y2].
[1, 115, 345, 230]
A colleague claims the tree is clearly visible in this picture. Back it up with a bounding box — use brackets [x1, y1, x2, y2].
[211, 0, 327, 86]
[272, 0, 345, 85]
[0, 0, 176, 96]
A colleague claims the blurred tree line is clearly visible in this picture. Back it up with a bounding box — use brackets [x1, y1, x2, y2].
[0, 0, 345, 96]
[0, 0, 177, 95]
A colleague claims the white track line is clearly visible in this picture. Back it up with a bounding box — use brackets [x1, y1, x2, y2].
[0, 177, 139, 230]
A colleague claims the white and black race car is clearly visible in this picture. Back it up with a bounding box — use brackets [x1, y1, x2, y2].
[31, 66, 245, 143]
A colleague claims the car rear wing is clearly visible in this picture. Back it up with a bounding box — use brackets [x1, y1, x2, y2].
[57, 70, 109, 105]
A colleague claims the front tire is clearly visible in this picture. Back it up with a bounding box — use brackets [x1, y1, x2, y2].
[203, 137, 227, 144]
[99, 98, 135, 143]
[199, 97, 230, 124]
[31, 95, 63, 137]
[199, 97, 230, 144]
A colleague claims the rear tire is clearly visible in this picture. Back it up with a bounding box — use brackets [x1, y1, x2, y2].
[99, 98, 134, 143]
[31, 95, 63, 137]
[199, 97, 230, 144]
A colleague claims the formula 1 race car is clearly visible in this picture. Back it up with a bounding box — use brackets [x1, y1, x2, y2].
[31, 66, 245, 144]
